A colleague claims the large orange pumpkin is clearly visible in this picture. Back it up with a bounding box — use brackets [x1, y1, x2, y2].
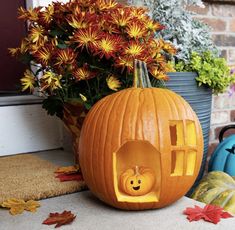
[79, 60, 203, 210]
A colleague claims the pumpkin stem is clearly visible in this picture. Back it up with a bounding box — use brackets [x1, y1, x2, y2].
[133, 59, 152, 89]
[135, 165, 140, 175]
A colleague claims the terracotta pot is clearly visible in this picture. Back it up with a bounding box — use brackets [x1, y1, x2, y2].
[62, 101, 87, 164]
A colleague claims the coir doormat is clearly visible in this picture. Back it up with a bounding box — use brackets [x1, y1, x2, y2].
[0, 154, 86, 203]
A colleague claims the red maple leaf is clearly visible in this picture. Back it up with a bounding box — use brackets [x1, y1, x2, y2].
[42, 210, 76, 228]
[183, 204, 233, 224]
[55, 173, 83, 182]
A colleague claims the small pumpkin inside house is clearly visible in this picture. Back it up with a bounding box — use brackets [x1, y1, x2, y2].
[79, 60, 204, 210]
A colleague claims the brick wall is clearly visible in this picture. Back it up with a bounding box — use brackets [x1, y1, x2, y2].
[188, 3, 235, 170]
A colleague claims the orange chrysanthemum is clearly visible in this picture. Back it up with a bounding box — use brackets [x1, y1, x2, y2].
[144, 18, 165, 32]
[71, 27, 101, 51]
[149, 65, 169, 81]
[126, 22, 147, 39]
[54, 48, 77, 67]
[111, 8, 132, 27]
[95, 0, 118, 11]
[18, 6, 42, 21]
[34, 44, 53, 66]
[129, 7, 147, 20]
[162, 41, 177, 55]
[115, 56, 134, 73]
[124, 41, 145, 58]
[73, 65, 96, 81]
[29, 26, 45, 43]
[95, 34, 122, 59]
[38, 5, 54, 26]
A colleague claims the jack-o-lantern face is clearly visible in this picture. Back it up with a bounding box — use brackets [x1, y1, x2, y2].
[120, 166, 155, 196]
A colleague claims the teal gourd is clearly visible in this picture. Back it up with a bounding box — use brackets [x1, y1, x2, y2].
[208, 125, 235, 176]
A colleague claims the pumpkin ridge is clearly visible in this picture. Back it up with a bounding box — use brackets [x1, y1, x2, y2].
[102, 90, 132, 206]
[96, 90, 122, 203]
[88, 97, 111, 195]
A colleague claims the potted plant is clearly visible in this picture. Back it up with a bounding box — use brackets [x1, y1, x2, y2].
[9, 0, 176, 162]
[129, 0, 235, 187]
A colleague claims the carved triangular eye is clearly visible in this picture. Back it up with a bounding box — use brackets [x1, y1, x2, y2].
[226, 145, 235, 154]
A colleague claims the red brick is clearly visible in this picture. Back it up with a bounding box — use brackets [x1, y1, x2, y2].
[229, 19, 235, 32]
[211, 111, 229, 125]
[212, 4, 235, 17]
[213, 34, 235, 47]
[231, 110, 235, 122]
[215, 125, 235, 140]
[186, 3, 210, 15]
[228, 49, 235, 64]
[198, 18, 226, 32]
[213, 95, 230, 109]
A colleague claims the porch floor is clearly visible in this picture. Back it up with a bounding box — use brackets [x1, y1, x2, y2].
[0, 150, 233, 230]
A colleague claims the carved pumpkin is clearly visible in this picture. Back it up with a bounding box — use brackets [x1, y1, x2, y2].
[79, 60, 203, 210]
[120, 166, 155, 196]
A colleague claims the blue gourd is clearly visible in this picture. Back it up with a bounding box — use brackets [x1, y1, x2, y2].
[208, 125, 235, 176]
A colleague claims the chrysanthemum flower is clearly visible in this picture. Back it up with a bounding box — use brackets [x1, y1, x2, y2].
[115, 56, 134, 73]
[111, 8, 132, 27]
[106, 75, 121, 91]
[38, 5, 54, 26]
[71, 27, 101, 51]
[124, 41, 145, 58]
[149, 65, 169, 80]
[54, 48, 77, 67]
[96, 0, 118, 11]
[40, 71, 62, 91]
[21, 70, 36, 92]
[94, 34, 122, 59]
[162, 40, 177, 55]
[29, 26, 45, 43]
[34, 44, 53, 66]
[73, 65, 96, 81]
[144, 18, 164, 32]
[126, 22, 147, 39]
[129, 7, 147, 20]
[9, 38, 29, 56]
[18, 6, 42, 21]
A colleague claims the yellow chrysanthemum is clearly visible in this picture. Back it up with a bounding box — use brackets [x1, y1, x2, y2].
[40, 71, 62, 91]
[71, 27, 100, 51]
[126, 22, 147, 39]
[55, 48, 76, 67]
[96, 0, 118, 11]
[29, 26, 45, 43]
[73, 66, 96, 81]
[20, 70, 36, 92]
[106, 75, 121, 91]
[124, 41, 145, 58]
[39, 5, 54, 25]
[115, 56, 134, 73]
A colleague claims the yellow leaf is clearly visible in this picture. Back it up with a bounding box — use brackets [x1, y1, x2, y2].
[1, 198, 40, 215]
[55, 165, 80, 174]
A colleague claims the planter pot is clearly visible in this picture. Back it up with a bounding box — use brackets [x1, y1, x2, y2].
[165, 72, 212, 190]
[62, 102, 87, 164]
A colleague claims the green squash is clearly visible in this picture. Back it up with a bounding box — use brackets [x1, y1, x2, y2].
[191, 171, 235, 214]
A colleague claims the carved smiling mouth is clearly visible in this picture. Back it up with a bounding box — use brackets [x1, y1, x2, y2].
[133, 186, 140, 191]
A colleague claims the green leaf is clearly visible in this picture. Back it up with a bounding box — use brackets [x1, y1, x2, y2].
[42, 96, 64, 119]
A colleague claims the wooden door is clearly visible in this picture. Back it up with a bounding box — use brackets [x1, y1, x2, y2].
[0, 0, 27, 94]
